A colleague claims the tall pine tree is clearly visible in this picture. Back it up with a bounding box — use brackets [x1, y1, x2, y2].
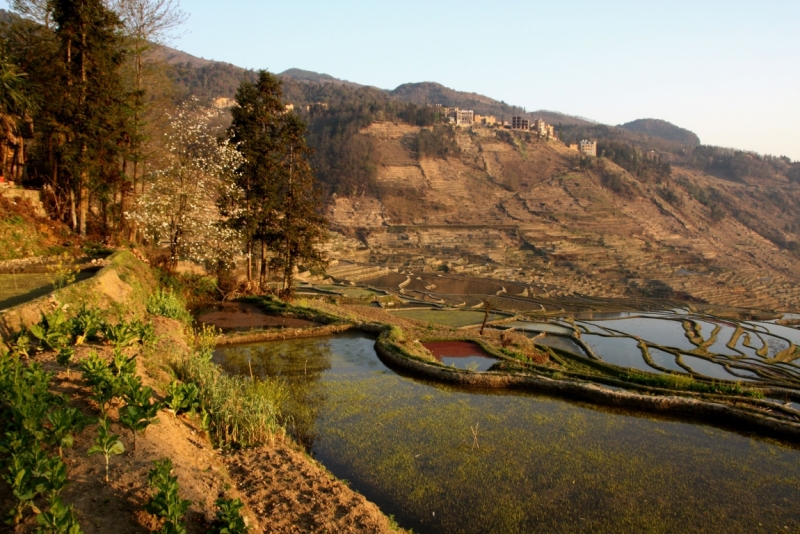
[52, 0, 129, 236]
[224, 70, 327, 296]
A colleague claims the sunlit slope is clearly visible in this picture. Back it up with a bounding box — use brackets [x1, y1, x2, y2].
[328, 122, 800, 312]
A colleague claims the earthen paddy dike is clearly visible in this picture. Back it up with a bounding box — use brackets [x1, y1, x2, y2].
[214, 333, 800, 534]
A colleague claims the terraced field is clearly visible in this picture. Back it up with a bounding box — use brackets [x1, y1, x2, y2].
[326, 122, 800, 313]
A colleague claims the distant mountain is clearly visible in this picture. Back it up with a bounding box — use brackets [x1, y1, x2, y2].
[389, 82, 593, 126]
[619, 118, 700, 146]
[278, 68, 363, 88]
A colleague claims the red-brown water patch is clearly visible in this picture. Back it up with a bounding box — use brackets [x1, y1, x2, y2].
[196, 302, 321, 332]
[423, 341, 492, 358]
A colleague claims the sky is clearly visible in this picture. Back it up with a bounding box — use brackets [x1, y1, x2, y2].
[4, 0, 799, 159]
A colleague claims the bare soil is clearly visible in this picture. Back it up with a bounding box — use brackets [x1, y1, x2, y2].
[225, 445, 397, 534]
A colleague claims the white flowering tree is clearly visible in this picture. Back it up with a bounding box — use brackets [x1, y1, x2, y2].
[128, 98, 244, 270]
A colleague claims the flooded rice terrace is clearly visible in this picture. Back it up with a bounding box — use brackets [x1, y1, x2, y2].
[214, 333, 800, 533]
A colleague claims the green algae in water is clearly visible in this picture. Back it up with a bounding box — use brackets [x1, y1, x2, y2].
[214, 334, 800, 534]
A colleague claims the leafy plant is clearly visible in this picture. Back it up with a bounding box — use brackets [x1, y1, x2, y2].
[102, 320, 140, 348]
[146, 458, 191, 534]
[110, 348, 137, 377]
[3, 447, 44, 524]
[7, 330, 31, 358]
[79, 352, 120, 414]
[165, 381, 200, 417]
[35, 495, 84, 534]
[29, 309, 73, 352]
[45, 407, 90, 457]
[3, 445, 66, 524]
[87, 417, 125, 484]
[210, 497, 248, 534]
[119, 375, 161, 452]
[134, 320, 158, 348]
[71, 305, 102, 345]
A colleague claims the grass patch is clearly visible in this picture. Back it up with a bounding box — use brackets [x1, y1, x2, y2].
[622, 371, 764, 398]
[174, 326, 286, 448]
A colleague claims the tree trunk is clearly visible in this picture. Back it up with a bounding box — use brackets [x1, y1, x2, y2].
[246, 239, 253, 282]
[259, 240, 267, 291]
[70, 189, 77, 231]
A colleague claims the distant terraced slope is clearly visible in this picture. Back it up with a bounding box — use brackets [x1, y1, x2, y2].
[329, 121, 800, 312]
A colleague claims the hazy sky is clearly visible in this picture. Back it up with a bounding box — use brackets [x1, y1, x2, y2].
[4, 0, 799, 159]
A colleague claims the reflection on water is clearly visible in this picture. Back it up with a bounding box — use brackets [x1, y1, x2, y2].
[582, 334, 658, 373]
[535, 335, 588, 356]
[505, 321, 573, 335]
[214, 334, 800, 534]
[648, 347, 687, 373]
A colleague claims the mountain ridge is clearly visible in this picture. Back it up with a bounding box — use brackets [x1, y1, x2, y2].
[151, 43, 703, 144]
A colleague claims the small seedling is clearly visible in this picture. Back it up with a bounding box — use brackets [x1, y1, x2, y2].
[35, 495, 84, 534]
[210, 497, 248, 534]
[56, 347, 76, 378]
[45, 407, 90, 457]
[87, 417, 124, 484]
[119, 375, 161, 451]
[146, 458, 191, 534]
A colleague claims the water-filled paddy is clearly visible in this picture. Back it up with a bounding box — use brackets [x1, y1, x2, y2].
[582, 334, 657, 373]
[214, 334, 800, 534]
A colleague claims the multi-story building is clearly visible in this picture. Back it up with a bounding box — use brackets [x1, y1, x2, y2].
[455, 109, 474, 126]
[511, 116, 529, 130]
[579, 139, 597, 157]
[532, 119, 556, 139]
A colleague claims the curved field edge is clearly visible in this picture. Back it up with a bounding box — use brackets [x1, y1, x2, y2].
[371, 330, 800, 441]
[208, 297, 800, 441]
